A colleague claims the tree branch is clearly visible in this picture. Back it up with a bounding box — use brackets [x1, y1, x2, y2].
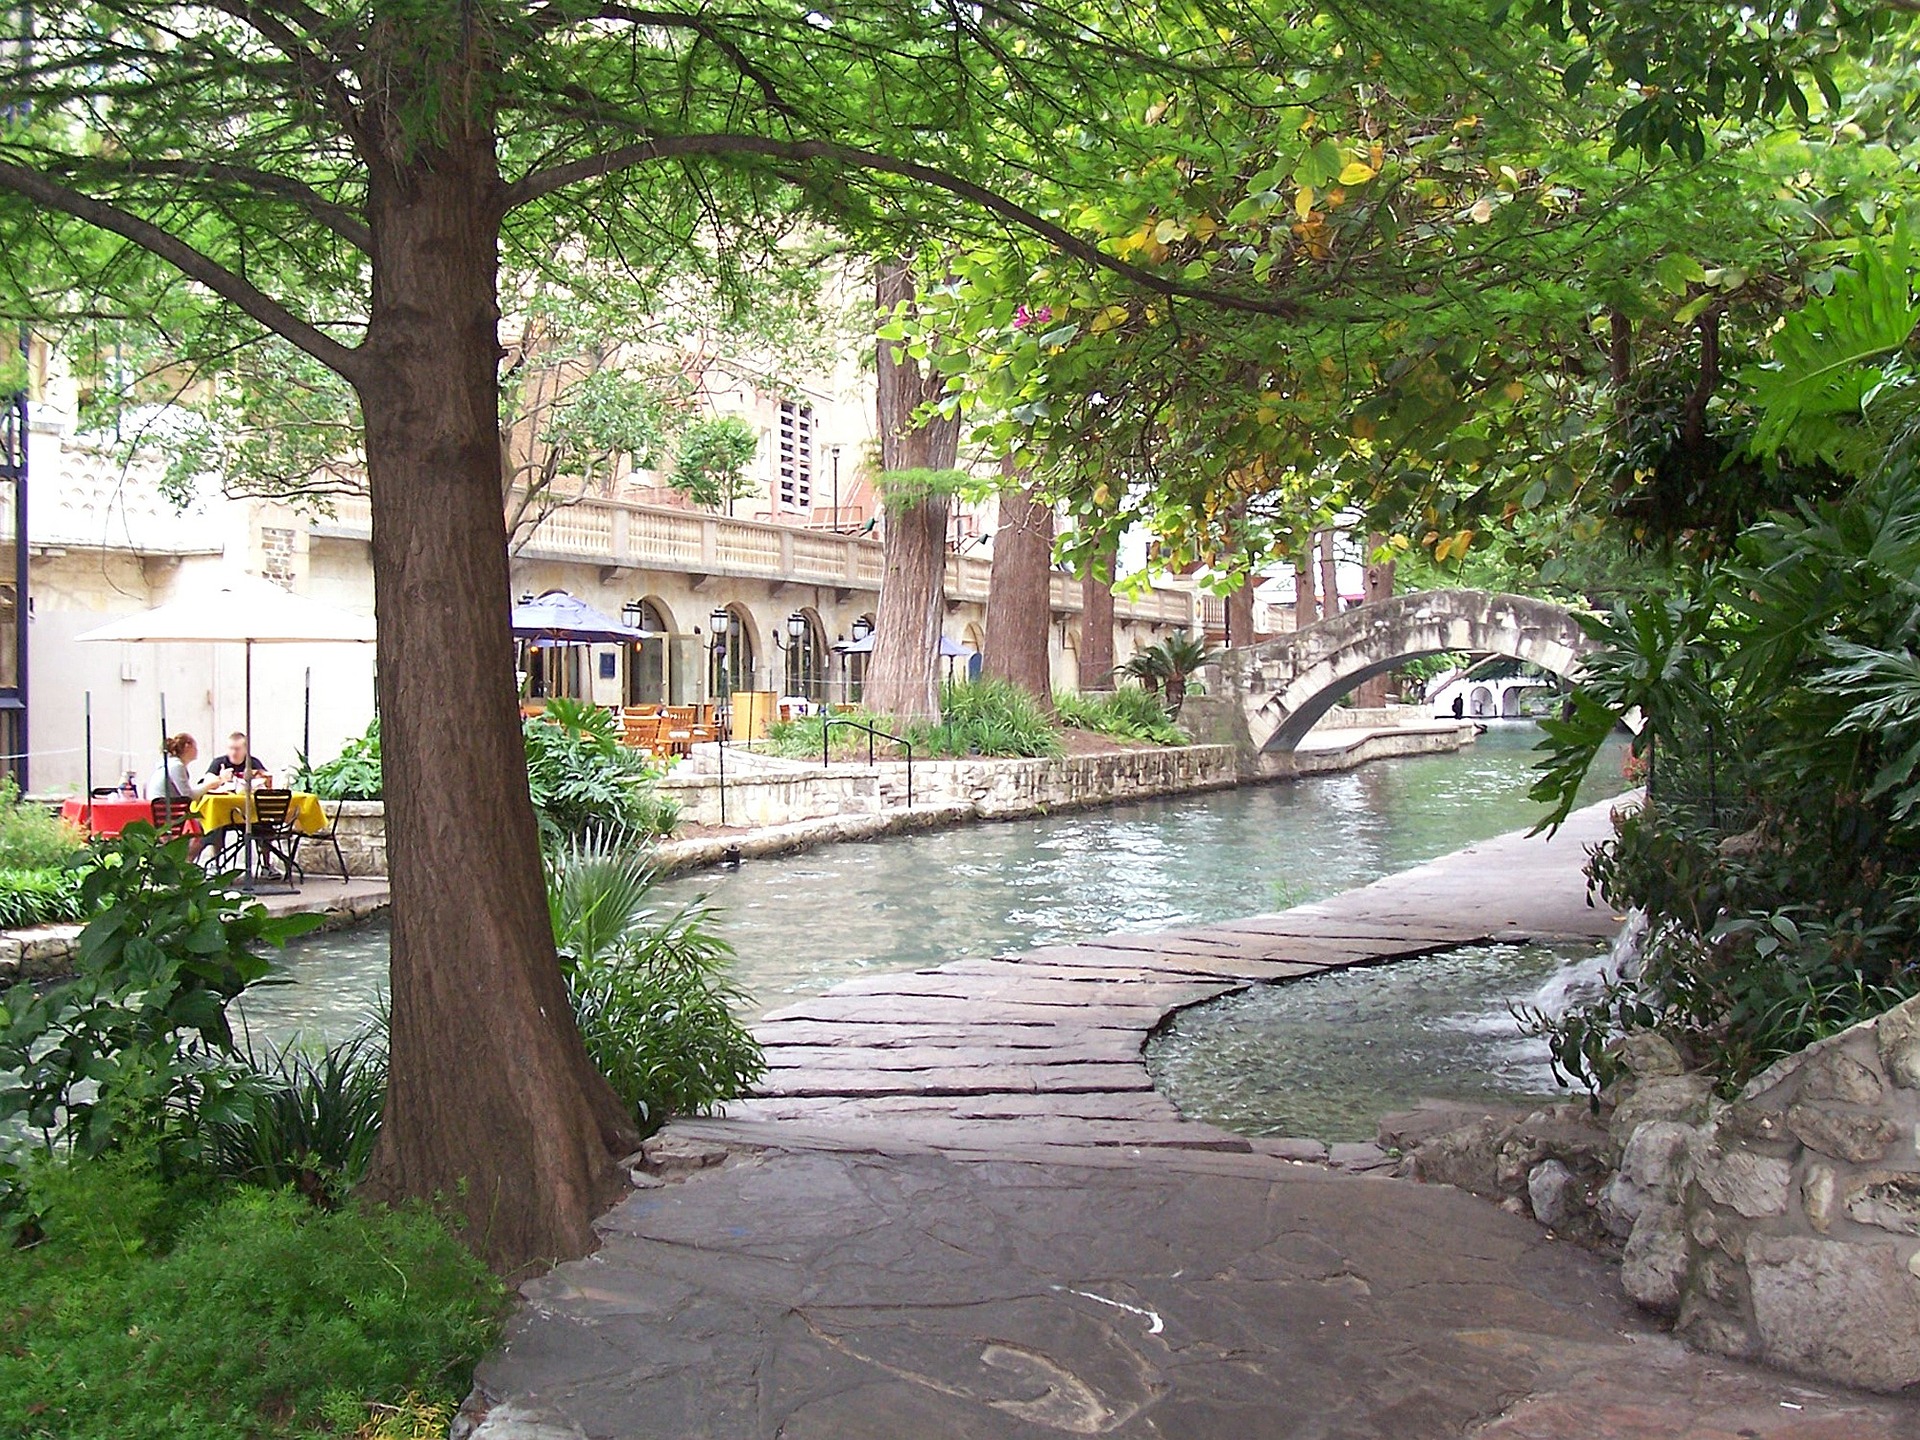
[49, 157, 372, 252]
[505, 134, 1302, 318]
[0, 159, 366, 381]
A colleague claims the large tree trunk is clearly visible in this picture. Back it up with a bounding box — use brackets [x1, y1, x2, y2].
[1318, 529, 1340, 618]
[1225, 578, 1257, 649]
[1354, 532, 1398, 707]
[1077, 542, 1116, 692]
[982, 467, 1054, 704]
[355, 126, 637, 1276]
[865, 260, 957, 719]
[1294, 547, 1318, 629]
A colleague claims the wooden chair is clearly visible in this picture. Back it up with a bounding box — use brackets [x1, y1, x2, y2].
[623, 704, 661, 719]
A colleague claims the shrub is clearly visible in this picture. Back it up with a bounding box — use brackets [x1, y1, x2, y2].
[767, 679, 1064, 760]
[0, 1153, 501, 1440]
[0, 866, 85, 929]
[206, 1028, 388, 1205]
[0, 826, 321, 1190]
[0, 779, 84, 871]
[1527, 465, 1920, 1092]
[524, 697, 677, 843]
[303, 705, 679, 842]
[303, 716, 382, 800]
[547, 835, 763, 1132]
[1054, 686, 1186, 745]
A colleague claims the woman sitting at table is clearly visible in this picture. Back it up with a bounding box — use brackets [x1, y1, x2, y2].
[205, 731, 274, 792]
[146, 733, 215, 803]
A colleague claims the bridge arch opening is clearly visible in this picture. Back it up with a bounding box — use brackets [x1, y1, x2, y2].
[1212, 592, 1594, 754]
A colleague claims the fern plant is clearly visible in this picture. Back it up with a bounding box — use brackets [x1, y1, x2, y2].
[1746, 228, 1920, 474]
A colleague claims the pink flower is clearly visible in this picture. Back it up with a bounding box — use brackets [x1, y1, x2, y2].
[1013, 303, 1054, 331]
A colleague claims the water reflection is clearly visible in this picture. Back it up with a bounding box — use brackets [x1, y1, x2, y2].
[237, 724, 1629, 1047]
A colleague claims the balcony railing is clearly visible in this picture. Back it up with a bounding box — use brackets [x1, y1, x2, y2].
[309, 491, 1195, 627]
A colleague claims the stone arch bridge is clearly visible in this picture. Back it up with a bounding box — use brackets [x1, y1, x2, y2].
[1184, 590, 1594, 770]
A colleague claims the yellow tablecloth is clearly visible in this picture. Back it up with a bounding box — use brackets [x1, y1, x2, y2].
[192, 791, 328, 835]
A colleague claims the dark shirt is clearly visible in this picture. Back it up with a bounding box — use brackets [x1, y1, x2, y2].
[206, 754, 269, 780]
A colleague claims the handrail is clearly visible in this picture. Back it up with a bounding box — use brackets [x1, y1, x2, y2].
[822, 717, 913, 808]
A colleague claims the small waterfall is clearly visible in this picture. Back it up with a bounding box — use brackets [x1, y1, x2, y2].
[1527, 909, 1648, 1017]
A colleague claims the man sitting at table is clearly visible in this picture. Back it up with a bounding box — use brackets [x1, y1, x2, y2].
[205, 732, 274, 792]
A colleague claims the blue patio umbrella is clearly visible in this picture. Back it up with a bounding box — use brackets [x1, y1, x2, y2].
[510, 590, 650, 645]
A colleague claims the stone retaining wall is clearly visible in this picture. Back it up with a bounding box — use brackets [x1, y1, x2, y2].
[1607, 1004, 1920, 1392]
[655, 767, 881, 830]
[906, 744, 1239, 816]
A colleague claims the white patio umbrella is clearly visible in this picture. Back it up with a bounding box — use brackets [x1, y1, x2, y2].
[77, 574, 377, 887]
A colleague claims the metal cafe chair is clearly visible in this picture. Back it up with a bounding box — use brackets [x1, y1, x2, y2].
[294, 793, 353, 880]
[246, 788, 304, 886]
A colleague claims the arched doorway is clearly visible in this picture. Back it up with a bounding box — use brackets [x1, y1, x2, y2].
[624, 596, 674, 706]
[709, 604, 756, 701]
[782, 609, 828, 702]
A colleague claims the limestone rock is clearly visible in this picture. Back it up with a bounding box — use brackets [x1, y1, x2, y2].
[1615, 1031, 1686, 1079]
[1801, 1048, 1887, 1106]
[1598, 1120, 1698, 1238]
[1407, 1119, 1507, 1198]
[1786, 1101, 1902, 1165]
[456, 1399, 589, 1440]
[1747, 1235, 1920, 1393]
[1610, 1074, 1713, 1147]
[1844, 1173, 1920, 1238]
[1875, 997, 1920, 1090]
[1621, 1201, 1689, 1313]
[639, 1133, 729, 1174]
[1694, 1148, 1792, 1219]
[1528, 1159, 1576, 1229]
[1677, 1252, 1759, 1361]
[1805, 1163, 1839, 1234]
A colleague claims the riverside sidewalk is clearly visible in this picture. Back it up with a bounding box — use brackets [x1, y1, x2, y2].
[462, 800, 1920, 1439]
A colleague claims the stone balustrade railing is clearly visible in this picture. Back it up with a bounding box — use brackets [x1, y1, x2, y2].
[310, 493, 1196, 628]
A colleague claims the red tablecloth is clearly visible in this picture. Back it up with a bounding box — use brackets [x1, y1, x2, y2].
[59, 796, 160, 835]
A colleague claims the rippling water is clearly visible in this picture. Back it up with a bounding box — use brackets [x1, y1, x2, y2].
[1146, 940, 1608, 1142]
[236, 724, 1630, 1048]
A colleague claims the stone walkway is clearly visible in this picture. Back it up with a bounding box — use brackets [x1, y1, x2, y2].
[465, 800, 1920, 1438]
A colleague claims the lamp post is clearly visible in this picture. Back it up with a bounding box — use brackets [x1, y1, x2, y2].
[829, 445, 842, 532]
[848, 613, 872, 707]
[708, 606, 729, 825]
[771, 610, 809, 704]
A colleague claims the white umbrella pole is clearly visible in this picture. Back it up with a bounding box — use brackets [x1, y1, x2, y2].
[244, 639, 255, 886]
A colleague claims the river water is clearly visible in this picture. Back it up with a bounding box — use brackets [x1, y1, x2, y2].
[237, 724, 1632, 1132]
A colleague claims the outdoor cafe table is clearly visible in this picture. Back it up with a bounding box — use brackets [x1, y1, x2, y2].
[192, 791, 328, 837]
[58, 795, 154, 836]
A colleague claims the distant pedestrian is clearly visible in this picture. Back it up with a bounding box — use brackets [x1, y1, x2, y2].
[1451, 694, 1465, 720]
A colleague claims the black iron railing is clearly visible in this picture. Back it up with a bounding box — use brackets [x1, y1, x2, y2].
[822, 717, 913, 808]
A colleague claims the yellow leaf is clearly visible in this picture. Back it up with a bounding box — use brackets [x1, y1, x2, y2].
[1294, 185, 1314, 220]
[1469, 196, 1494, 224]
[1338, 161, 1375, 185]
[1190, 214, 1218, 240]
[1154, 217, 1186, 244]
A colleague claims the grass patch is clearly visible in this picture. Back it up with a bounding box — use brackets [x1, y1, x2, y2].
[0, 781, 85, 872]
[0, 1155, 502, 1440]
[763, 678, 1063, 760]
[0, 867, 85, 929]
[1053, 687, 1186, 745]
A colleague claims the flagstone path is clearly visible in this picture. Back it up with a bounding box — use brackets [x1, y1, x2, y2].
[462, 799, 1920, 1439]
